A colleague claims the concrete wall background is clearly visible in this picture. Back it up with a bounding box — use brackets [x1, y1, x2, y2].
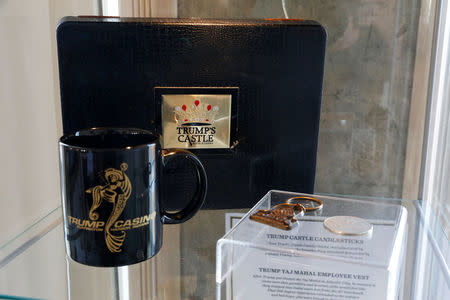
[178, 0, 420, 198]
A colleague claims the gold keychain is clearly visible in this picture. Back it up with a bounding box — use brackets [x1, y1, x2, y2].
[250, 196, 323, 230]
[285, 196, 323, 211]
[249, 203, 305, 230]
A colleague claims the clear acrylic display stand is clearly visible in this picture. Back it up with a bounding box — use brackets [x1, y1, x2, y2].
[216, 190, 408, 300]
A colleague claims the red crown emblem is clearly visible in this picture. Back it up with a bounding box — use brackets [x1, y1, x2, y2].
[175, 99, 219, 126]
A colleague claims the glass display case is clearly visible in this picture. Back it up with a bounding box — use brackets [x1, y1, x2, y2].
[217, 191, 408, 300]
[1, 0, 449, 299]
[1, 193, 449, 299]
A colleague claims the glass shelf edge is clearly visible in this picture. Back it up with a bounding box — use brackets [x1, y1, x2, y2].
[0, 205, 62, 269]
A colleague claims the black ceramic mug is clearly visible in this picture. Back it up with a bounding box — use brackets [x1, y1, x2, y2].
[59, 128, 207, 267]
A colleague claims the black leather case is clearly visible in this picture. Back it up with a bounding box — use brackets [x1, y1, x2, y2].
[57, 17, 326, 209]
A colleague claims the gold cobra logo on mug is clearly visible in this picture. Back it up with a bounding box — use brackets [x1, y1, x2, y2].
[67, 163, 156, 253]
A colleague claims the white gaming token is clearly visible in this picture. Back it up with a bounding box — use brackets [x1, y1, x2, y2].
[323, 216, 373, 236]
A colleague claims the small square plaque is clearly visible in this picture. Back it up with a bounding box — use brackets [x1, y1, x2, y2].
[161, 94, 232, 149]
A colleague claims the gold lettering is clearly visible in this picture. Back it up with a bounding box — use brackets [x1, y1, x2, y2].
[70, 213, 157, 231]
[142, 212, 156, 223]
[141, 214, 151, 223]
[83, 220, 97, 228]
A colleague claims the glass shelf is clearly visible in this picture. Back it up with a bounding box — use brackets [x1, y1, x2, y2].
[0, 195, 448, 300]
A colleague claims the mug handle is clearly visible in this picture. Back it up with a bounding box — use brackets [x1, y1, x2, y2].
[160, 149, 207, 224]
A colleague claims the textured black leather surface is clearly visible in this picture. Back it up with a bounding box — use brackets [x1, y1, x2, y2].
[57, 17, 326, 209]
